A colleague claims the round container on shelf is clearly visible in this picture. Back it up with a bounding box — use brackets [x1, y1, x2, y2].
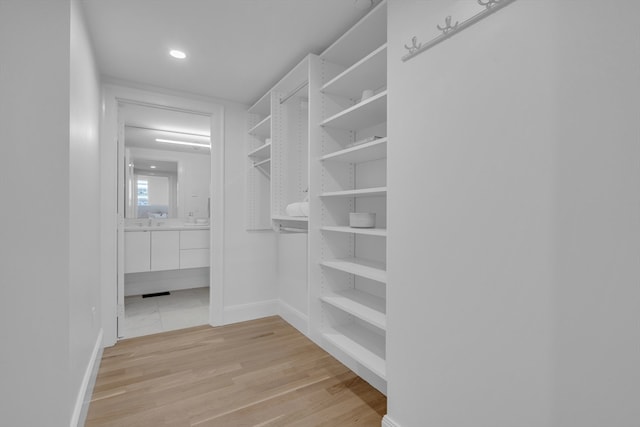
[349, 212, 376, 228]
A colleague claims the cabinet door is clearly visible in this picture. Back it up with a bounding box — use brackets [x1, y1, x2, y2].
[151, 231, 180, 271]
[180, 249, 210, 269]
[124, 231, 150, 273]
[180, 229, 210, 249]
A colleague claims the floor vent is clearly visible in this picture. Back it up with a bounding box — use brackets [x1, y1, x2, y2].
[142, 291, 171, 298]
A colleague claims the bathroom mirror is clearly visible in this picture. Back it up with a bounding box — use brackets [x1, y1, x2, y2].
[126, 156, 178, 219]
[121, 103, 212, 221]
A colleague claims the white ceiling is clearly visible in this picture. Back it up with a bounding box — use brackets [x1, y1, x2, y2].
[80, 0, 377, 106]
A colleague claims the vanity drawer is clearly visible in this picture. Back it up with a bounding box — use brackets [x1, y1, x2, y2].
[180, 230, 209, 249]
[180, 248, 209, 269]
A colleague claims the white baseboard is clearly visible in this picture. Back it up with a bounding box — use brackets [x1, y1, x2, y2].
[70, 328, 104, 427]
[278, 300, 308, 335]
[382, 415, 401, 427]
[223, 299, 279, 325]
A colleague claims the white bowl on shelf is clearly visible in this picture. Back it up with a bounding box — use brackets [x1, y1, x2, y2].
[349, 212, 375, 228]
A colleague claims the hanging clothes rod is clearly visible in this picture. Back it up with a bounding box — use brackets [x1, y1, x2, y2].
[280, 81, 309, 104]
[278, 225, 308, 233]
[401, 0, 517, 62]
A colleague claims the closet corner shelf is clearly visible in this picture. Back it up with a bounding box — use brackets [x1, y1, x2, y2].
[272, 215, 309, 223]
[321, 226, 387, 237]
[322, 43, 387, 100]
[321, 289, 386, 330]
[322, 323, 386, 379]
[321, 137, 387, 163]
[321, 91, 387, 131]
[248, 115, 271, 137]
[247, 142, 271, 158]
[248, 91, 271, 116]
[320, 257, 387, 283]
[320, 0, 387, 69]
[252, 158, 271, 168]
[320, 187, 386, 198]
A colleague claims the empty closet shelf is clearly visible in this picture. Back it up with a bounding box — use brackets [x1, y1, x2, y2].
[321, 289, 386, 330]
[321, 226, 387, 237]
[321, 257, 386, 283]
[323, 323, 386, 379]
[320, 187, 386, 198]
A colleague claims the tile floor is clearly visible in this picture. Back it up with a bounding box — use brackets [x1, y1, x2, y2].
[122, 287, 209, 339]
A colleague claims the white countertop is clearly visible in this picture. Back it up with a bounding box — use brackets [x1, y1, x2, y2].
[124, 222, 209, 232]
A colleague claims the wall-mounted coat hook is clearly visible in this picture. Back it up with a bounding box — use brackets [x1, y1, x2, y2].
[478, 0, 502, 9]
[401, 0, 517, 62]
[404, 36, 422, 55]
[437, 16, 459, 34]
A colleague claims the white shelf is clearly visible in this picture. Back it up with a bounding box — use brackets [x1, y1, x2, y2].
[323, 323, 386, 379]
[321, 187, 386, 198]
[321, 226, 387, 237]
[248, 91, 270, 116]
[321, 91, 387, 131]
[248, 115, 271, 137]
[253, 158, 271, 168]
[320, 0, 387, 68]
[322, 44, 387, 100]
[320, 257, 386, 283]
[321, 289, 386, 330]
[272, 215, 309, 222]
[247, 142, 271, 159]
[321, 137, 387, 163]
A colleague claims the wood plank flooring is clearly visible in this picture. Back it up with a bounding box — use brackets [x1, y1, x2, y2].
[86, 316, 386, 426]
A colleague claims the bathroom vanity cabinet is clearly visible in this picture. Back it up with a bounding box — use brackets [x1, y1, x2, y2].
[124, 228, 209, 273]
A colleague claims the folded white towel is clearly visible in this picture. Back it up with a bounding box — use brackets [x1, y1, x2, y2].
[285, 202, 309, 217]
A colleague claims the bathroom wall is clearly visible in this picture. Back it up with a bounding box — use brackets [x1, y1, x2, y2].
[386, 1, 640, 426]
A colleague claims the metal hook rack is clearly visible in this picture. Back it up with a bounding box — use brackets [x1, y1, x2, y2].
[401, 0, 517, 63]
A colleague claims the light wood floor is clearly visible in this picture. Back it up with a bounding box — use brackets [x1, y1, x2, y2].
[86, 316, 386, 426]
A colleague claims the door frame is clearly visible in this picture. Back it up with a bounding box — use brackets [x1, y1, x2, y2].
[100, 84, 225, 346]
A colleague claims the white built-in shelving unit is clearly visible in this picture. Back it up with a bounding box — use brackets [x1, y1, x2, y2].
[270, 57, 310, 231]
[246, 92, 272, 230]
[244, 0, 388, 395]
[309, 0, 388, 394]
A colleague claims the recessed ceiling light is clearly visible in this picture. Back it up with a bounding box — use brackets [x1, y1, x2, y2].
[155, 138, 210, 149]
[169, 49, 186, 59]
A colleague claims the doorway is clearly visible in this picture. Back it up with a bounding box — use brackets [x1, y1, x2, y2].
[118, 101, 213, 338]
[99, 85, 225, 345]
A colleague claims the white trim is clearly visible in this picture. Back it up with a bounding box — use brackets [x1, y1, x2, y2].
[99, 83, 227, 345]
[382, 415, 401, 427]
[223, 299, 279, 325]
[210, 107, 225, 326]
[70, 329, 103, 427]
[278, 300, 309, 335]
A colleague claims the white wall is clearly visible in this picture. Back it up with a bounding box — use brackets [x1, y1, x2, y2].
[386, 1, 640, 427]
[0, 2, 71, 425]
[69, 0, 103, 424]
[0, 0, 102, 425]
